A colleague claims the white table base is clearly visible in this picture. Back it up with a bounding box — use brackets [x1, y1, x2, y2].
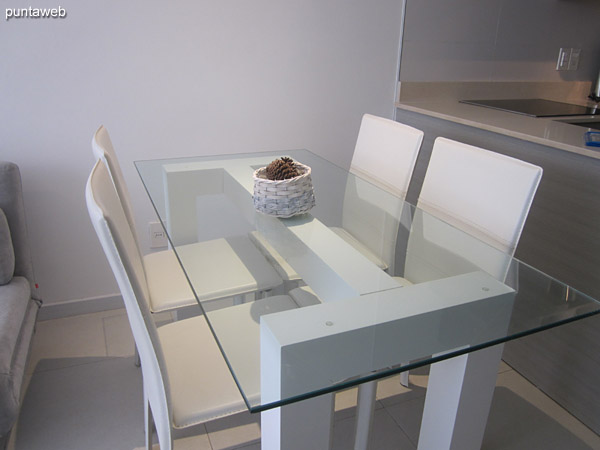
[261, 393, 334, 450]
[418, 344, 504, 450]
[262, 344, 503, 450]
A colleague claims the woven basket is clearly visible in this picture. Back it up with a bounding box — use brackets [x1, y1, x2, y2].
[253, 162, 315, 218]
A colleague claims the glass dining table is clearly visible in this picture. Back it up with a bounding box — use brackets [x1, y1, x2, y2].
[136, 149, 600, 450]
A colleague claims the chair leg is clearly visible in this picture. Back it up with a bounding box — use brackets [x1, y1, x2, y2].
[145, 396, 153, 450]
[400, 370, 409, 387]
[144, 387, 152, 450]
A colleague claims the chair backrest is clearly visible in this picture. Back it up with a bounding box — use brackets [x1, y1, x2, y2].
[405, 137, 543, 283]
[342, 115, 424, 270]
[92, 126, 139, 242]
[350, 114, 424, 198]
[86, 160, 174, 448]
[418, 137, 542, 254]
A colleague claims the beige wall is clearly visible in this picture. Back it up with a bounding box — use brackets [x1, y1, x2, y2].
[0, 0, 404, 306]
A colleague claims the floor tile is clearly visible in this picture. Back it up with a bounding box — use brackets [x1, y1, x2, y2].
[498, 359, 513, 373]
[205, 411, 261, 449]
[334, 386, 385, 421]
[386, 369, 600, 450]
[13, 310, 600, 450]
[335, 386, 358, 411]
[172, 434, 212, 450]
[131, 424, 212, 450]
[333, 408, 415, 450]
[133, 434, 213, 450]
[482, 370, 600, 450]
[13, 356, 144, 450]
[385, 396, 424, 446]
[235, 443, 261, 450]
[335, 369, 429, 422]
[379, 359, 510, 410]
[27, 312, 108, 374]
[334, 387, 359, 421]
[103, 311, 135, 357]
[378, 372, 427, 406]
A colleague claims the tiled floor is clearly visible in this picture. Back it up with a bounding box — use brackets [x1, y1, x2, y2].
[8, 308, 600, 450]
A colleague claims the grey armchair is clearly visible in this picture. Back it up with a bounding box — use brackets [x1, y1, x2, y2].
[0, 161, 41, 449]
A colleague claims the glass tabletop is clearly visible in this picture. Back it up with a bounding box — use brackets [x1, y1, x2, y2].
[136, 149, 600, 413]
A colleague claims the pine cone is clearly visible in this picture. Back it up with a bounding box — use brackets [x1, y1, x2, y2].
[265, 157, 300, 180]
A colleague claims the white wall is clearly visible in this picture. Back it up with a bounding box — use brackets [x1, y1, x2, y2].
[400, 0, 600, 82]
[0, 0, 403, 305]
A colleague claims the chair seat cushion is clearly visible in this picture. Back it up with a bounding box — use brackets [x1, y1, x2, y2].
[329, 227, 388, 270]
[176, 236, 283, 301]
[143, 250, 196, 313]
[158, 314, 246, 428]
[159, 295, 297, 428]
[144, 235, 283, 313]
[0, 209, 15, 285]
[207, 295, 298, 402]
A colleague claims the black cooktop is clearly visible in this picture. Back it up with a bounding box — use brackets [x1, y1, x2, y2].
[459, 98, 599, 117]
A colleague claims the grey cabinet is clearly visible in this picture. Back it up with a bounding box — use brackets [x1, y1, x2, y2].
[396, 107, 600, 434]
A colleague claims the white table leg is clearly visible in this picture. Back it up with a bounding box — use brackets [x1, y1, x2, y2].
[261, 393, 334, 450]
[354, 381, 377, 450]
[417, 344, 504, 450]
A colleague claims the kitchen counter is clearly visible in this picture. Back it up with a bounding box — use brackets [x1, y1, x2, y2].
[395, 81, 600, 160]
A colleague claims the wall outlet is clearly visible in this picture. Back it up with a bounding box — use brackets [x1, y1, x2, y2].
[148, 221, 168, 248]
[556, 48, 571, 71]
[556, 48, 581, 71]
[568, 48, 581, 70]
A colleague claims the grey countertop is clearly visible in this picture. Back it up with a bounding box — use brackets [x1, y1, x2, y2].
[395, 81, 600, 160]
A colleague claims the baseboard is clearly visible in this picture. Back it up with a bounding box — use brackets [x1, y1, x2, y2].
[38, 294, 124, 321]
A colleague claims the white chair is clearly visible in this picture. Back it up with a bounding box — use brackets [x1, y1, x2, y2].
[398, 137, 543, 285]
[289, 114, 424, 306]
[92, 125, 284, 314]
[331, 114, 424, 269]
[346, 114, 424, 199]
[353, 137, 543, 450]
[86, 159, 297, 450]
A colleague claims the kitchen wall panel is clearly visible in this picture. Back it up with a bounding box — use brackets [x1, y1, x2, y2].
[400, 0, 600, 82]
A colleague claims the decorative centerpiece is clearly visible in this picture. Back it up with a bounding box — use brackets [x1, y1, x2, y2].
[253, 157, 315, 217]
